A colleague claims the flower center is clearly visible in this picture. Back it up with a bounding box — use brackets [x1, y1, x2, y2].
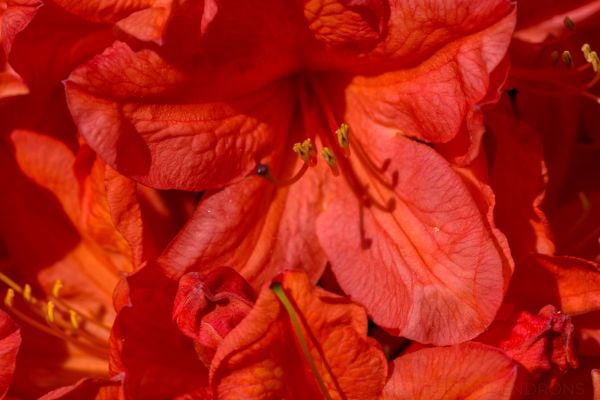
[0, 271, 109, 358]
[256, 77, 397, 247]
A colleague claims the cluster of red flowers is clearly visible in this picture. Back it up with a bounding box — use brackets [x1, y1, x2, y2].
[0, 0, 599, 399]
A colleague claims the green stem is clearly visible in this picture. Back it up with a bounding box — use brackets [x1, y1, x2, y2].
[271, 283, 333, 400]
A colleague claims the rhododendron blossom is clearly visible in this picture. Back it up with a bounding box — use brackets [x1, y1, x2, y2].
[0, 0, 599, 398]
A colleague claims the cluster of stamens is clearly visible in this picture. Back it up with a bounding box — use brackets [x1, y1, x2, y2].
[0, 271, 109, 357]
[513, 16, 600, 104]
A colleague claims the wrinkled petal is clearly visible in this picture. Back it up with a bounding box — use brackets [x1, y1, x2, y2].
[381, 342, 517, 399]
[0, 310, 21, 398]
[38, 375, 124, 400]
[0, 0, 40, 98]
[317, 134, 507, 344]
[306, 0, 514, 72]
[478, 305, 578, 390]
[159, 168, 326, 287]
[173, 268, 255, 365]
[336, 9, 514, 155]
[303, 0, 388, 51]
[210, 271, 387, 400]
[65, 42, 294, 190]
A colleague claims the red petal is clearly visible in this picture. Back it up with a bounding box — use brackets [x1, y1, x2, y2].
[317, 135, 507, 344]
[303, 0, 388, 50]
[104, 164, 196, 267]
[38, 376, 124, 400]
[0, 0, 40, 98]
[307, 0, 514, 73]
[110, 264, 209, 398]
[51, 0, 214, 44]
[210, 271, 387, 399]
[0, 310, 21, 398]
[159, 170, 326, 288]
[11, 131, 134, 274]
[65, 42, 294, 190]
[485, 95, 555, 259]
[8, 3, 113, 91]
[337, 9, 514, 156]
[507, 254, 600, 316]
[381, 342, 517, 399]
[173, 268, 255, 365]
[478, 305, 578, 387]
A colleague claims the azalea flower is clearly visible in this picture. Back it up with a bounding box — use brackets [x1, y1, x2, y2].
[63, 0, 516, 346]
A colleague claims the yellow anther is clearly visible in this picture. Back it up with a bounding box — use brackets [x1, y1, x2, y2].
[582, 43, 592, 57]
[587, 51, 600, 72]
[563, 16, 575, 30]
[581, 44, 599, 71]
[302, 139, 316, 158]
[69, 309, 79, 330]
[562, 51, 574, 67]
[23, 284, 32, 302]
[52, 279, 63, 298]
[336, 123, 350, 148]
[46, 301, 55, 323]
[321, 147, 337, 167]
[293, 143, 310, 162]
[293, 139, 316, 162]
[4, 289, 15, 307]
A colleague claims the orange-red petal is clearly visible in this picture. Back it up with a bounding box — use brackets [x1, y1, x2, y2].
[210, 271, 387, 400]
[317, 135, 507, 344]
[381, 342, 517, 399]
[159, 169, 326, 288]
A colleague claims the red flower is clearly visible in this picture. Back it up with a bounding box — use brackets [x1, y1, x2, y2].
[64, 0, 516, 345]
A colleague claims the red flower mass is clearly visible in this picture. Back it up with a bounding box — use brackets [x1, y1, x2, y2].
[0, 0, 599, 399]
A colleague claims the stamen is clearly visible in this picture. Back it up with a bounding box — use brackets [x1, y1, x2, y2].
[23, 284, 33, 303]
[564, 16, 576, 31]
[336, 123, 350, 155]
[69, 309, 79, 330]
[562, 51, 574, 68]
[256, 162, 310, 187]
[293, 143, 310, 161]
[582, 43, 599, 72]
[51, 279, 63, 298]
[321, 147, 339, 176]
[4, 288, 14, 307]
[293, 139, 317, 164]
[46, 301, 55, 323]
[271, 283, 334, 400]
